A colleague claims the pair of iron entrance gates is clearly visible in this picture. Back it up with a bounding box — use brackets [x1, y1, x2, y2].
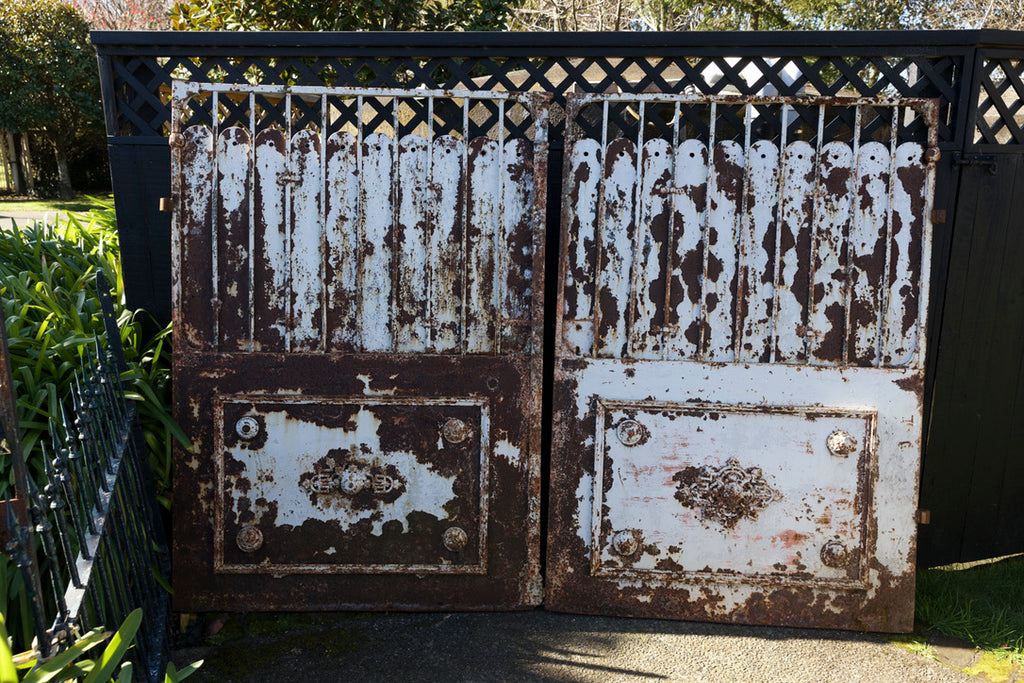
[170, 81, 937, 632]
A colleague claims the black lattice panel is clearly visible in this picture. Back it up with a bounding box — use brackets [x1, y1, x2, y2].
[110, 51, 961, 146]
[567, 98, 927, 149]
[976, 58, 1024, 145]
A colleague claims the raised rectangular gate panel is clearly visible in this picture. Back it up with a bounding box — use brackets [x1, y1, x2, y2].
[548, 94, 938, 631]
[170, 82, 549, 610]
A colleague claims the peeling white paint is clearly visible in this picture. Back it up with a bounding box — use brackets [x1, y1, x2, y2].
[356, 373, 397, 396]
[289, 129, 324, 351]
[325, 131, 360, 351]
[466, 137, 500, 353]
[225, 404, 457, 536]
[574, 469, 594, 548]
[593, 402, 872, 582]
[493, 439, 523, 470]
[396, 134, 430, 352]
[253, 129, 288, 350]
[360, 132, 395, 351]
[883, 142, 926, 366]
[597, 139, 637, 358]
[429, 135, 464, 353]
[775, 140, 815, 363]
[664, 139, 707, 358]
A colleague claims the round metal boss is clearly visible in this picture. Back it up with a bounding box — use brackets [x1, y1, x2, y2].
[441, 418, 471, 444]
[235, 416, 260, 440]
[236, 525, 263, 553]
[338, 466, 366, 494]
[442, 526, 468, 552]
[611, 529, 641, 557]
[616, 419, 647, 447]
[826, 430, 857, 456]
[820, 540, 849, 568]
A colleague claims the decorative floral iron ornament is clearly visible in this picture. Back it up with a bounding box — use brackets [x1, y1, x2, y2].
[673, 458, 781, 528]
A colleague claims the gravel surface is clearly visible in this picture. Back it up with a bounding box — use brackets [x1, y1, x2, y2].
[172, 610, 977, 682]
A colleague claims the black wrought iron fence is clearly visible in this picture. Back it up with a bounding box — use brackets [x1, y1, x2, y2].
[0, 272, 169, 682]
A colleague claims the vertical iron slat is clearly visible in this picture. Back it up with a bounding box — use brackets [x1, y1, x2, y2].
[460, 96, 470, 354]
[697, 101, 717, 357]
[391, 95, 401, 353]
[211, 90, 220, 347]
[736, 101, 754, 358]
[320, 93, 328, 352]
[355, 95, 365, 350]
[878, 106, 901, 367]
[591, 99, 610, 359]
[284, 91, 293, 352]
[625, 100, 647, 357]
[661, 101, 682, 360]
[769, 103, 789, 364]
[805, 104, 826, 364]
[249, 92, 256, 352]
[495, 98, 506, 355]
[426, 95, 435, 349]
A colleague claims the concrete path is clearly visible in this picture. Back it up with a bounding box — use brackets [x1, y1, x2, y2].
[0, 210, 64, 229]
[171, 610, 977, 682]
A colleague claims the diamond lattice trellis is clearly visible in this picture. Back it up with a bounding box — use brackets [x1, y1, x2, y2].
[975, 58, 1024, 145]
[109, 51, 963, 147]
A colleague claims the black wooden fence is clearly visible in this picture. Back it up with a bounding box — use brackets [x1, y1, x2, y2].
[0, 272, 169, 681]
[90, 29, 1024, 568]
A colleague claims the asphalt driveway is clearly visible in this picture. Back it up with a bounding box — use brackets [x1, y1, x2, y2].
[171, 610, 981, 682]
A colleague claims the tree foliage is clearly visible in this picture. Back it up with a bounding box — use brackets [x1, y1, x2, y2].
[511, 0, 913, 31]
[169, 0, 518, 31]
[71, 0, 173, 30]
[922, 0, 1024, 29]
[0, 0, 103, 199]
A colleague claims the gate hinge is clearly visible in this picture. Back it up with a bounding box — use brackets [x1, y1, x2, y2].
[159, 197, 175, 212]
[931, 209, 947, 224]
[916, 509, 931, 525]
[951, 152, 998, 175]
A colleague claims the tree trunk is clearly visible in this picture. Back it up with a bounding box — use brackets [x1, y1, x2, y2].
[0, 130, 11, 193]
[4, 130, 23, 195]
[53, 139, 75, 201]
[553, 0, 566, 30]
[18, 133, 35, 198]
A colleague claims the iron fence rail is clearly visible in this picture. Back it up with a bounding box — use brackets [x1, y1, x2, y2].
[0, 272, 169, 682]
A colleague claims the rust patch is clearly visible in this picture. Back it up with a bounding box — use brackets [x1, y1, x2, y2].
[814, 301, 846, 363]
[893, 373, 924, 394]
[679, 241, 705, 307]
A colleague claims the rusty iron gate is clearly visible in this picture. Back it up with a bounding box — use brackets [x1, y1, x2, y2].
[546, 93, 938, 631]
[170, 82, 550, 610]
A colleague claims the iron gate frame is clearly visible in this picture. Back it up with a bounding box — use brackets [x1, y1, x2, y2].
[546, 90, 938, 631]
[93, 29, 1024, 570]
[168, 80, 551, 610]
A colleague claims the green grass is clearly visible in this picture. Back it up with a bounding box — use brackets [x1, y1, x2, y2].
[0, 194, 110, 215]
[913, 554, 1024, 667]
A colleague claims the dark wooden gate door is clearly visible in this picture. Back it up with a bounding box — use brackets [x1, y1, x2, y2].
[920, 152, 1024, 565]
[170, 82, 549, 610]
[546, 93, 939, 631]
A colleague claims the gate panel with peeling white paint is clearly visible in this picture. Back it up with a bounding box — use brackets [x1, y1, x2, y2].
[170, 82, 549, 610]
[547, 94, 938, 631]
